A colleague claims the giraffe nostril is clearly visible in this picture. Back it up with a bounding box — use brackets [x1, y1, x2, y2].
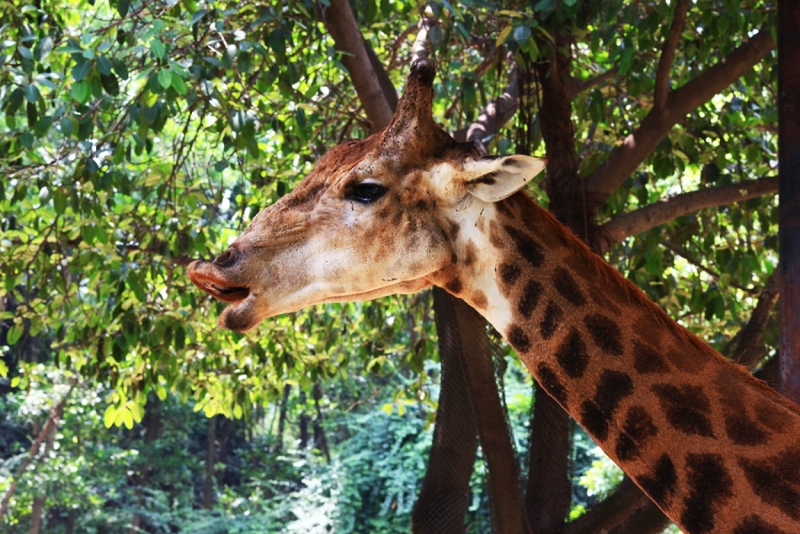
[213, 248, 238, 268]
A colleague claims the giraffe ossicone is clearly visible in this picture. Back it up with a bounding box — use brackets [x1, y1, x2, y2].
[188, 60, 800, 533]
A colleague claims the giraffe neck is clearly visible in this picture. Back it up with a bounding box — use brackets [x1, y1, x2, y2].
[432, 191, 800, 534]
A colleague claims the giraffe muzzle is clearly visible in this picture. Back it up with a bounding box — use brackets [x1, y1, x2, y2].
[186, 259, 250, 303]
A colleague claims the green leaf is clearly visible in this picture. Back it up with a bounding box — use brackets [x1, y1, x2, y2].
[129, 274, 147, 302]
[111, 58, 129, 80]
[7, 88, 24, 113]
[113, 405, 128, 427]
[158, 69, 172, 89]
[7, 324, 23, 345]
[427, 25, 444, 46]
[23, 84, 40, 103]
[103, 404, 117, 428]
[33, 37, 54, 61]
[96, 56, 112, 75]
[174, 325, 185, 349]
[150, 39, 166, 59]
[117, 0, 130, 17]
[53, 187, 67, 215]
[59, 116, 74, 137]
[72, 60, 91, 81]
[618, 47, 635, 75]
[86, 157, 99, 173]
[716, 15, 730, 34]
[17, 46, 32, 60]
[170, 73, 187, 94]
[71, 80, 90, 103]
[101, 73, 120, 96]
[534, 0, 557, 12]
[90, 75, 103, 98]
[267, 29, 286, 59]
[190, 8, 208, 25]
[34, 116, 54, 137]
[237, 51, 251, 73]
[26, 101, 37, 127]
[55, 44, 85, 54]
[233, 403, 243, 419]
[20, 132, 34, 148]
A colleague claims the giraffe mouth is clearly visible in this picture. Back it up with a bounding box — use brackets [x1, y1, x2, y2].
[201, 282, 250, 303]
[187, 260, 250, 303]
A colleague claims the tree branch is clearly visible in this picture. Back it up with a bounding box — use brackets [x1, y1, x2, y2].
[322, 0, 394, 132]
[608, 500, 671, 534]
[413, 288, 479, 531]
[653, 0, 691, 111]
[585, 29, 776, 207]
[596, 176, 778, 253]
[525, 386, 572, 531]
[364, 39, 398, 112]
[452, 70, 519, 154]
[725, 271, 780, 368]
[563, 477, 647, 534]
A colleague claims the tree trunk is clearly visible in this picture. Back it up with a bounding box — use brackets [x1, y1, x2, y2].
[203, 415, 216, 509]
[412, 288, 480, 534]
[129, 396, 160, 534]
[525, 387, 572, 533]
[778, 0, 800, 403]
[299, 390, 310, 450]
[312, 382, 331, 462]
[29, 419, 56, 534]
[275, 384, 290, 452]
[65, 510, 74, 534]
[454, 294, 527, 534]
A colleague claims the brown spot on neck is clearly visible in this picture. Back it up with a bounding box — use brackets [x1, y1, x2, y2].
[471, 290, 488, 310]
[463, 240, 478, 267]
[445, 277, 463, 294]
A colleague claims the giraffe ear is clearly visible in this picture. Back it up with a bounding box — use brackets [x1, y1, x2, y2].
[462, 155, 546, 202]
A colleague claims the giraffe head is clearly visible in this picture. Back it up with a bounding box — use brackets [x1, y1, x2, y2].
[188, 60, 545, 331]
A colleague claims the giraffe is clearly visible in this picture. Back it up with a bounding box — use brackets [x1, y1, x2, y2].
[188, 60, 800, 533]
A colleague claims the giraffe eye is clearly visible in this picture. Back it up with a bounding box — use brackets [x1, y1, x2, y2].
[346, 182, 386, 204]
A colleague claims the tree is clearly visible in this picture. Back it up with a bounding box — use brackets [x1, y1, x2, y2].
[0, 0, 782, 531]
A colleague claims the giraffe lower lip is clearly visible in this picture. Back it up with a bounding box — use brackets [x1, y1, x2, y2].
[205, 283, 249, 303]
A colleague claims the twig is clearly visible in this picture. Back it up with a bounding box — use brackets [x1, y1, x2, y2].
[653, 0, 691, 111]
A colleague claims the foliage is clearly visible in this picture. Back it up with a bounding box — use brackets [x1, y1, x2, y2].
[0, 357, 509, 532]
